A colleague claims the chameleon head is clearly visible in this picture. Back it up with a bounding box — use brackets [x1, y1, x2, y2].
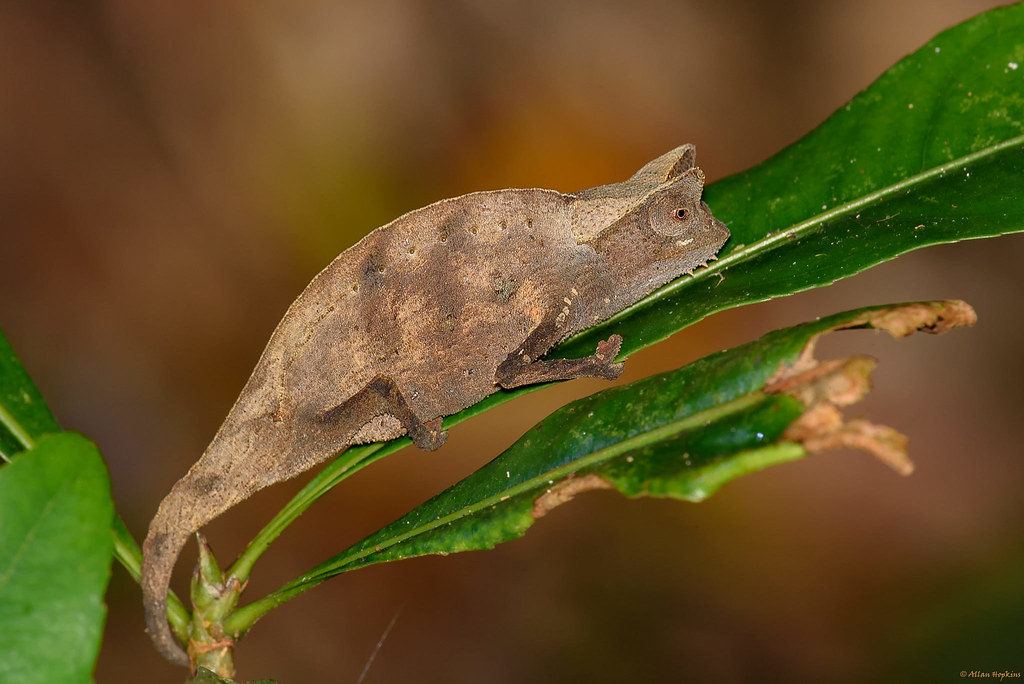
[643, 166, 731, 261]
[585, 147, 730, 304]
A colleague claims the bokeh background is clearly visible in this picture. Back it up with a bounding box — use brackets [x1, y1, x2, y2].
[2, 1, 1022, 682]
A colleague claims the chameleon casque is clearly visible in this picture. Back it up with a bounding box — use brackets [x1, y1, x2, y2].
[142, 144, 730, 665]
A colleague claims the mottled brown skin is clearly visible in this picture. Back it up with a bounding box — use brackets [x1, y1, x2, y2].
[142, 144, 730, 666]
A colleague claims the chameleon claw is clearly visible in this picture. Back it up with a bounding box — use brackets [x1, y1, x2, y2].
[594, 334, 623, 363]
[594, 335, 624, 379]
[411, 416, 448, 451]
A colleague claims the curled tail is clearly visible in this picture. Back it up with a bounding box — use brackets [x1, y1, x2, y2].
[141, 371, 433, 665]
[141, 409, 363, 666]
[141, 423, 298, 667]
[141, 498, 195, 666]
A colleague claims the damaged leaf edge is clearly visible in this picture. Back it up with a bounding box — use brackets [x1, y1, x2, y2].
[765, 299, 977, 475]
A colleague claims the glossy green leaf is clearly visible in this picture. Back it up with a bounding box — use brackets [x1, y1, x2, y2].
[559, 4, 1024, 361]
[226, 301, 971, 631]
[0, 330, 59, 460]
[0, 432, 114, 684]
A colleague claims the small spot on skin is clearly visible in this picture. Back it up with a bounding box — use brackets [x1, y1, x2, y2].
[362, 253, 387, 285]
[491, 273, 518, 302]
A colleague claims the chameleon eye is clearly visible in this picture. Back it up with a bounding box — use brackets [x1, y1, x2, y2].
[674, 207, 691, 220]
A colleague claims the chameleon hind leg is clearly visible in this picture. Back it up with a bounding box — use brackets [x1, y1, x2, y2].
[319, 374, 447, 451]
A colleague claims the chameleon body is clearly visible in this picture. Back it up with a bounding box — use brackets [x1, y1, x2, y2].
[142, 144, 730, 665]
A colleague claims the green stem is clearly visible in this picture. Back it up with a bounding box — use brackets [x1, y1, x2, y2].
[111, 515, 142, 583]
[226, 441, 392, 583]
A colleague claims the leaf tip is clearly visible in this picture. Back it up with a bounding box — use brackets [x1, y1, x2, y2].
[853, 299, 977, 338]
[782, 405, 913, 476]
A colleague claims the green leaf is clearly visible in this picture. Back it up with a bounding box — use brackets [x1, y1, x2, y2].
[558, 4, 1024, 361]
[0, 432, 114, 684]
[0, 328, 192, 644]
[225, 301, 973, 631]
[0, 332, 192, 643]
[0, 330, 59, 460]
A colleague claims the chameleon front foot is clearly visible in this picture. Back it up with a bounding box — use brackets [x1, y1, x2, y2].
[409, 416, 448, 451]
[496, 334, 625, 389]
[592, 334, 624, 377]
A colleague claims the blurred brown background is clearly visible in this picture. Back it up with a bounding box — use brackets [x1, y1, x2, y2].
[2, 1, 1022, 682]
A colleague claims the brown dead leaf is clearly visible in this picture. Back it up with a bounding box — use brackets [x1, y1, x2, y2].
[843, 299, 977, 338]
[783, 409, 913, 475]
[765, 356, 875, 406]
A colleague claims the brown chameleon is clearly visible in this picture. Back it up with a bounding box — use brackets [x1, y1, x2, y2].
[142, 144, 730, 665]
